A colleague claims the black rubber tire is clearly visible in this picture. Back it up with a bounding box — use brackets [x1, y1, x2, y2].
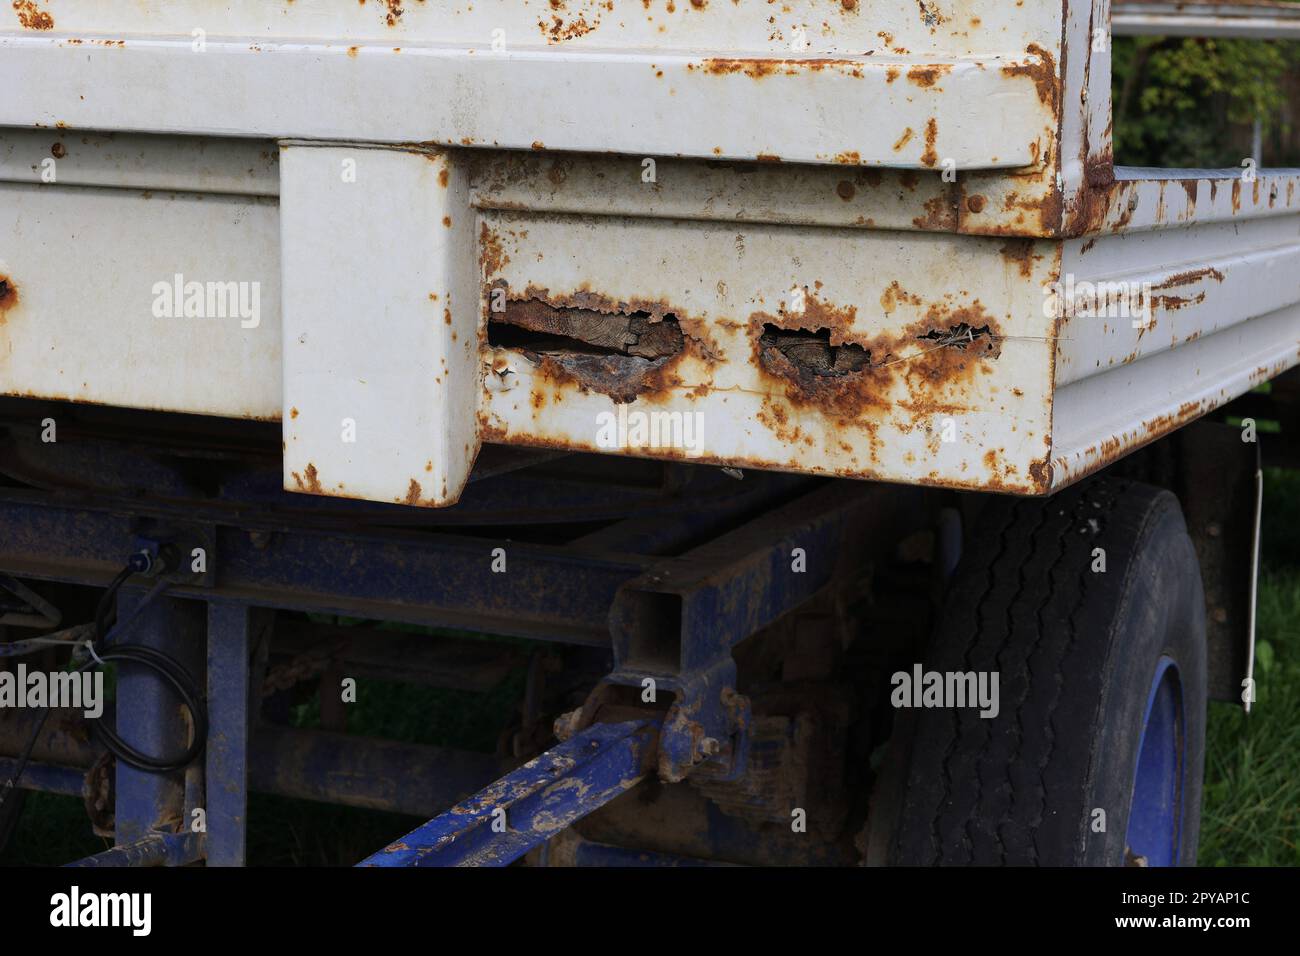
[0, 788, 23, 856]
[884, 477, 1207, 866]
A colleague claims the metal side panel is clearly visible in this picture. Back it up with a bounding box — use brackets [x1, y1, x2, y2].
[3, 0, 1055, 51]
[1051, 303, 1300, 488]
[2, 132, 1298, 501]
[0, 0, 1066, 169]
[476, 210, 1058, 493]
[0, 180, 280, 418]
[0, 129, 279, 196]
[278, 143, 481, 506]
[0, 39, 1049, 170]
[1056, 215, 1300, 387]
[1050, 208, 1300, 488]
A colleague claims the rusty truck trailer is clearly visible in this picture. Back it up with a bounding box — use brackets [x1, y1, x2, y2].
[0, 0, 1295, 870]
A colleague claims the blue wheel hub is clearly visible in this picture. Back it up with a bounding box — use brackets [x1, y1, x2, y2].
[1125, 656, 1186, 866]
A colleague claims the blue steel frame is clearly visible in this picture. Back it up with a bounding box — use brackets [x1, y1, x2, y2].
[360, 719, 659, 867]
[0, 415, 912, 867]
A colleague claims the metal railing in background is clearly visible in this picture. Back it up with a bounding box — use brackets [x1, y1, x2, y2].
[1113, 0, 1300, 39]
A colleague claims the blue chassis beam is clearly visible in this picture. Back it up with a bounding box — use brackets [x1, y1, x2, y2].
[0, 422, 913, 866]
[359, 720, 659, 867]
[67, 832, 204, 868]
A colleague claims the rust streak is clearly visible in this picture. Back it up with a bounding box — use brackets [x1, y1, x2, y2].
[1156, 267, 1225, 290]
[700, 57, 866, 79]
[919, 118, 939, 168]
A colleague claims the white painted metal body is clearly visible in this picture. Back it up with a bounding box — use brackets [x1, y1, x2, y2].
[0, 0, 1297, 504]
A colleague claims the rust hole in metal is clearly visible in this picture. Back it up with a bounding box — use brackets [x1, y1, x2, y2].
[758, 324, 870, 376]
[489, 298, 686, 403]
[753, 302, 1005, 422]
[760, 321, 998, 378]
[490, 299, 684, 359]
[916, 323, 999, 356]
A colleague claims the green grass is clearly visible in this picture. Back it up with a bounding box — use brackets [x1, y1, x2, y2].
[1199, 572, 1300, 865]
[1198, 468, 1300, 866]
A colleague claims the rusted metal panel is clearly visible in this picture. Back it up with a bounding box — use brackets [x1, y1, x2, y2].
[1, 133, 1297, 499]
[0, 1, 1062, 168]
[477, 209, 1058, 493]
[469, 155, 1300, 239]
[0, 41, 1050, 169]
[1, 1, 1298, 502]
[469, 165, 1300, 492]
[1057, 213, 1300, 388]
[1048, 183, 1300, 487]
[3, 1, 1053, 51]
[1050, 304, 1300, 488]
[471, 153, 1036, 238]
[1066, 169, 1300, 235]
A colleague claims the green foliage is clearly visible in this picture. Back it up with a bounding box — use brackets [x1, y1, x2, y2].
[1112, 35, 1300, 167]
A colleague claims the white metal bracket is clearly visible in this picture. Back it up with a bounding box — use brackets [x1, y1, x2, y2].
[278, 143, 480, 506]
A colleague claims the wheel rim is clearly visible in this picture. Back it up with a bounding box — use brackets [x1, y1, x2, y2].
[1125, 656, 1186, 866]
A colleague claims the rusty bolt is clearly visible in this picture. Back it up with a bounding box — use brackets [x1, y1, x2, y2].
[700, 737, 721, 758]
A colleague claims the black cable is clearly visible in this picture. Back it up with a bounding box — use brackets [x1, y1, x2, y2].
[94, 565, 133, 642]
[90, 644, 208, 773]
[1, 561, 208, 813]
[88, 564, 208, 773]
